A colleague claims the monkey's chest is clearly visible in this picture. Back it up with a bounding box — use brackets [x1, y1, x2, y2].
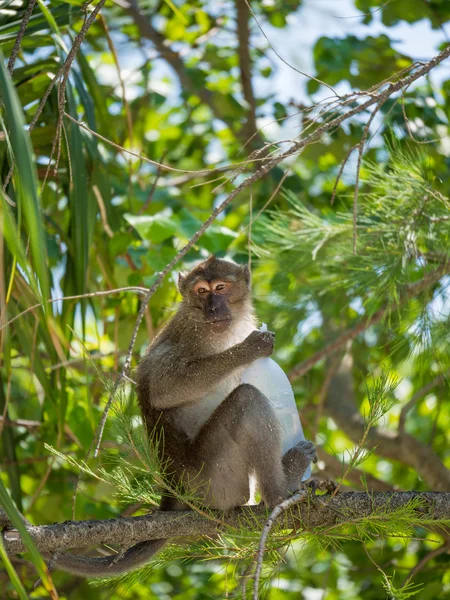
[175, 370, 244, 440]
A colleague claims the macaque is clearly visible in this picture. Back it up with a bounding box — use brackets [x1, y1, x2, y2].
[50, 256, 315, 578]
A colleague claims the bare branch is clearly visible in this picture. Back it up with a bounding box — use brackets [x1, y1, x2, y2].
[7, 0, 37, 74]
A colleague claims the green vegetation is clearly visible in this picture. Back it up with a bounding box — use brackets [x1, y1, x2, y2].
[1, 0, 450, 598]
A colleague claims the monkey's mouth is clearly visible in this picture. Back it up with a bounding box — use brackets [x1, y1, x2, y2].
[206, 318, 231, 333]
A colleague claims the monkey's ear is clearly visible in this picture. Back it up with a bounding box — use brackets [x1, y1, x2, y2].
[178, 272, 187, 295]
[241, 264, 251, 285]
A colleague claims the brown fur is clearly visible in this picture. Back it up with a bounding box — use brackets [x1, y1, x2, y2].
[50, 256, 315, 578]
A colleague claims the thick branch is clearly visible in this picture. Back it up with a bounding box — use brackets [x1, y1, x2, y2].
[289, 263, 449, 380]
[235, 0, 259, 146]
[325, 355, 450, 491]
[3, 492, 449, 556]
[127, 1, 228, 127]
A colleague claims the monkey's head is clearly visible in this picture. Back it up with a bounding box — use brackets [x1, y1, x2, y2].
[178, 256, 251, 333]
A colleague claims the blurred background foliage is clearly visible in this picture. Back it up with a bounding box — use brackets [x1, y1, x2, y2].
[0, 0, 449, 598]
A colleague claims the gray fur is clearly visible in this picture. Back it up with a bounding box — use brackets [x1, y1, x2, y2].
[50, 257, 315, 578]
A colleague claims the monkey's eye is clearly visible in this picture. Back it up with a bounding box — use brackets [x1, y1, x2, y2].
[197, 287, 209, 294]
[215, 283, 227, 291]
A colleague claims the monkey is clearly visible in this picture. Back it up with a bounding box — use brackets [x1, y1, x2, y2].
[48, 256, 316, 578]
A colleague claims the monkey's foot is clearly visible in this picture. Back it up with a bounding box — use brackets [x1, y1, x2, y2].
[282, 440, 317, 493]
[292, 440, 317, 464]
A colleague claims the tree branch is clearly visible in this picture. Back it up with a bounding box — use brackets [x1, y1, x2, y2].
[398, 369, 450, 434]
[93, 45, 450, 457]
[2, 492, 450, 557]
[126, 1, 232, 130]
[289, 263, 449, 381]
[324, 354, 450, 491]
[7, 0, 37, 74]
[235, 0, 260, 147]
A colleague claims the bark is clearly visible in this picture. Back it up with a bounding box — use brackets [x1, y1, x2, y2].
[2, 492, 450, 556]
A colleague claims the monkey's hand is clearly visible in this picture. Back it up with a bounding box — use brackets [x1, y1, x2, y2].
[242, 330, 275, 359]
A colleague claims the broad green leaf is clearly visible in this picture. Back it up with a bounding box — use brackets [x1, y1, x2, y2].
[125, 210, 181, 243]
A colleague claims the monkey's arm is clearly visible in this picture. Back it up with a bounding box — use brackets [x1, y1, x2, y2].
[140, 330, 274, 410]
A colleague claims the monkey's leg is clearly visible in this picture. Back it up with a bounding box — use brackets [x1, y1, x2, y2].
[282, 440, 317, 493]
[190, 383, 288, 510]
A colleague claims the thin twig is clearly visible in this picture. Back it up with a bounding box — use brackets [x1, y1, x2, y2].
[244, 0, 338, 96]
[93, 185, 114, 238]
[99, 14, 134, 150]
[7, 0, 38, 74]
[313, 356, 341, 440]
[63, 112, 272, 175]
[235, 0, 260, 146]
[330, 144, 358, 205]
[248, 193, 253, 273]
[352, 99, 386, 253]
[0, 416, 41, 429]
[253, 490, 308, 599]
[401, 84, 442, 145]
[0, 287, 149, 332]
[3, 0, 107, 190]
[249, 168, 291, 227]
[137, 151, 167, 215]
[0, 373, 12, 437]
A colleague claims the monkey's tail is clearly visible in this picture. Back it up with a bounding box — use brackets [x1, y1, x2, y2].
[47, 539, 166, 578]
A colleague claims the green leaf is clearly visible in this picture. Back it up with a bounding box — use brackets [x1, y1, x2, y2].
[0, 479, 55, 594]
[0, 50, 50, 306]
[0, 537, 28, 600]
[125, 209, 180, 243]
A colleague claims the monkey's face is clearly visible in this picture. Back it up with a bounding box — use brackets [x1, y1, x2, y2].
[179, 257, 251, 333]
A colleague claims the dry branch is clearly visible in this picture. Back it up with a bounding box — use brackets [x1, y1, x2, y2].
[2, 492, 450, 557]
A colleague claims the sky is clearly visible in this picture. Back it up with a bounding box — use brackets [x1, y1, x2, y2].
[102, 0, 450, 104]
[258, 0, 449, 101]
